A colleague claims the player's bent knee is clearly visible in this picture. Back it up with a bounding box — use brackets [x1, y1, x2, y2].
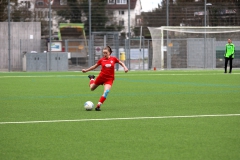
[90, 85, 97, 91]
[103, 89, 110, 98]
[90, 87, 96, 91]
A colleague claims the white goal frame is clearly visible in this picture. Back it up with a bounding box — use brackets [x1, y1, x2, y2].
[148, 26, 240, 70]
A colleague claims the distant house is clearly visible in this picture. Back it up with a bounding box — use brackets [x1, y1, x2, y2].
[34, 0, 67, 34]
[17, 0, 142, 37]
[106, 0, 142, 37]
[18, 0, 34, 10]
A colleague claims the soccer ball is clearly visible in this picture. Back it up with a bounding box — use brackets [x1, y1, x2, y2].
[84, 101, 94, 111]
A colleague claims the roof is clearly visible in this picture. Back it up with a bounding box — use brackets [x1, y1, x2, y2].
[106, 0, 138, 10]
[35, 0, 139, 10]
[35, 0, 67, 9]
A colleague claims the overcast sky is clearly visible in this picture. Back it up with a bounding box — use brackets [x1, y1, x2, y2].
[141, 0, 162, 12]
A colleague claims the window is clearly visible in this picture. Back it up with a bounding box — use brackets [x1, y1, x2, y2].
[27, 1, 31, 8]
[48, 11, 52, 18]
[119, 20, 124, 26]
[137, 18, 141, 25]
[108, 0, 115, 4]
[60, 0, 67, 5]
[106, 10, 114, 16]
[119, 11, 124, 15]
[38, 11, 42, 17]
[20, 1, 31, 8]
[116, 0, 127, 4]
[36, 0, 44, 6]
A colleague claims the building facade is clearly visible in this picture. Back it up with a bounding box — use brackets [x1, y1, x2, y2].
[106, 0, 142, 37]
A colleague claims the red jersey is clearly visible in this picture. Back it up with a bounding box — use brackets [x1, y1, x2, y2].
[97, 56, 120, 79]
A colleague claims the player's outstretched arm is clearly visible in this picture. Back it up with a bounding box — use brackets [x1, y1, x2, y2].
[119, 61, 128, 73]
[82, 63, 99, 73]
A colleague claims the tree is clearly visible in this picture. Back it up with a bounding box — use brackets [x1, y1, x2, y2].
[57, 0, 123, 36]
[235, 0, 240, 25]
[175, 0, 238, 26]
[81, 0, 108, 32]
[11, 5, 33, 22]
[0, 0, 33, 22]
[57, 0, 83, 23]
[0, 0, 17, 22]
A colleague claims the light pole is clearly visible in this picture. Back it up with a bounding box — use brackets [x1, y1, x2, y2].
[88, 0, 92, 66]
[204, 2, 212, 26]
[204, 1, 212, 68]
[8, 0, 11, 72]
[127, 0, 130, 70]
[48, 0, 52, 71]
[166, 0, 170, 69]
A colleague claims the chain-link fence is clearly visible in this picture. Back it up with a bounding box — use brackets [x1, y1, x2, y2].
[1, 1, 240, 71]
[2, 36, 240, 71]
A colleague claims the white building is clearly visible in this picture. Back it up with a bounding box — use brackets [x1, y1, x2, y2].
[106, 0, 142, 37]
[16, 0, 142, 37]
[16, 0, 62, 33]
[18, 0, 35, 11]
[34, 0, 67, 33]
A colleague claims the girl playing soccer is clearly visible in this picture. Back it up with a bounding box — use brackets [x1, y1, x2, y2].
[82, 46, 128, 111]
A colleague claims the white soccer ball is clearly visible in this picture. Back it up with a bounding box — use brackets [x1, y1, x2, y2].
[84, 101, 94, 111]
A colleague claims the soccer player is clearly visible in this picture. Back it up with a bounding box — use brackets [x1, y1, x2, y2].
[224, 39, 235, 73]
[82, 46, 128, 111]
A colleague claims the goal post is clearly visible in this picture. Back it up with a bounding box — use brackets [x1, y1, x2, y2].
[148, 26, 240, 70]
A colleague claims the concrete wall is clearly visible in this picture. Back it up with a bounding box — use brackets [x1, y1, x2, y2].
[0, 22, 41, 71]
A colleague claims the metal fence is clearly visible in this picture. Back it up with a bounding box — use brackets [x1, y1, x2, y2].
[1, 37, 240, 71]
[0, 22, 41, 71]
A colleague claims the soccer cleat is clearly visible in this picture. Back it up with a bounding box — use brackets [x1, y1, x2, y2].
[88, 75, 95, 80]
[95, 107, 101, 111]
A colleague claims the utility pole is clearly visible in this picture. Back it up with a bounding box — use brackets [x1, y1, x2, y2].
[88, 0, 92, 66]
[166, 0, 170, 69]
[48, 0, 52, 71]
[8, 0, 11, 72]
[128, 0, 131, 70]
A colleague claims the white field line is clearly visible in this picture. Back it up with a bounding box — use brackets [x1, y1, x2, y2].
[0, 75, 76, 78]
[0, 73, 240, 78]
[1, 114, 240, 125]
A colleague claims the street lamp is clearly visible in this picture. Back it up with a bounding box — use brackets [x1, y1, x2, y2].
[207, 3, 212, 26]
[203, 1, 212, 68]
[204, 2, 212, 26]
[88, 0, 92, 66]
[8, 0, 11, 72]
[48, 0, 53, 71]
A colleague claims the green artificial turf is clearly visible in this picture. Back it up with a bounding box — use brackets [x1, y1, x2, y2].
[0, 70, 240, 160]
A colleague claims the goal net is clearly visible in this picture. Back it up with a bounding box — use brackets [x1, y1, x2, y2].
[148, 26, 240, 70]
